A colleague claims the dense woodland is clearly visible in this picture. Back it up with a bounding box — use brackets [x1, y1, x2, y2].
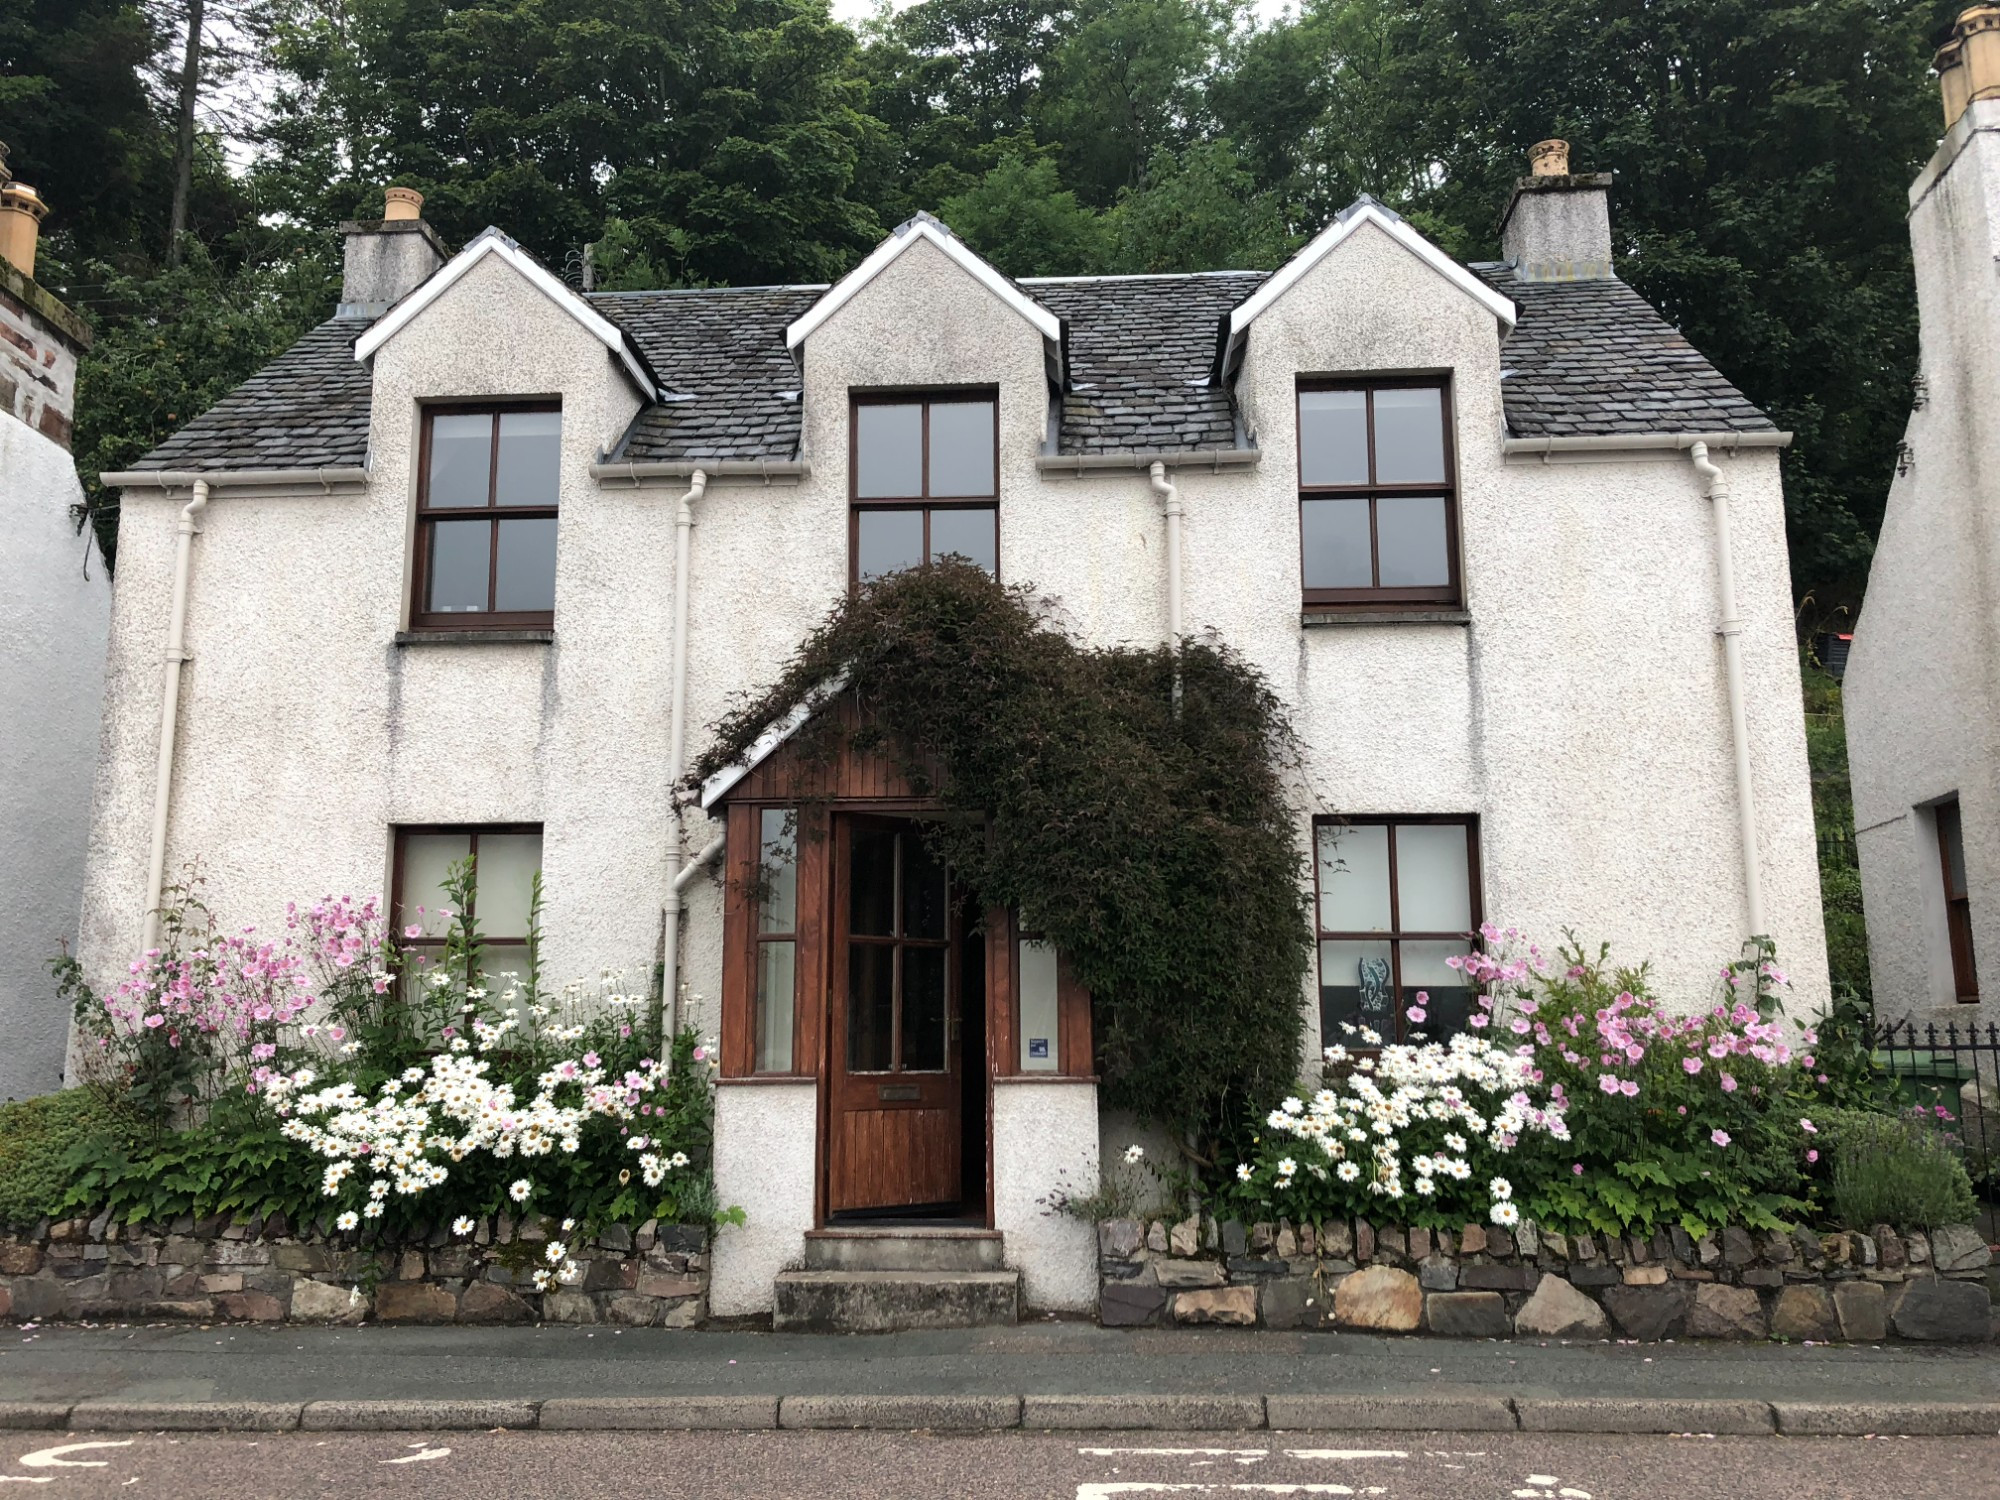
[0, 0, 1961, 615]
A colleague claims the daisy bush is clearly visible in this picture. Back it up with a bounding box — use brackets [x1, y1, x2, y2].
[1226, 1024, 1570, 1230]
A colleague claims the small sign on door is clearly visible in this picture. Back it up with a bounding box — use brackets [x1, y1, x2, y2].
[1028, 1038, 1049, 1059]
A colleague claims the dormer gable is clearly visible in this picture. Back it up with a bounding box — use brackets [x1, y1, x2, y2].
[354, 227, 658, 400]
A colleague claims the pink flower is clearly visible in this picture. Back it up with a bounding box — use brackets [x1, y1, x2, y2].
[1719, 1073, 1737, 1093]
[404, 924, 424, 940]
[582, 1052, 600, 1068]
[1572, 1163, 1584, 1176]
[1935, 1105, 1954, 1121]
[691, 1045, 709, 1062]
[1677, 1105, 1687, 1115]
[1682, 1056, 1702, 1075]
[1619, 1079, 1639, 1098]
[1407, 1006, 1427, 1023]
[1598, 1073, 1621, 1095]
[1510, 1017, 1531, 1035]
[1799, 1118, 1817, 1134]
[143, 1013, 165, 1029]
[1806, 1149, 1819, 1163]
[1711, 1129, 1731, 1148]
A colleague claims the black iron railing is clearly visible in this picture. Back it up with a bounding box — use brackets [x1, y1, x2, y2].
[1870, 1018, 2000, 1187]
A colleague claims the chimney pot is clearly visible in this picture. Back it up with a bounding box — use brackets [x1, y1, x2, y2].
[1529, 139, 1571, 177]
[1499, 144, 1614, 283]
[338, 187, 446, 318]
[0, 180, 50, 282]
[383, 186, 424, 222]
[1941, 6, 2000, 128]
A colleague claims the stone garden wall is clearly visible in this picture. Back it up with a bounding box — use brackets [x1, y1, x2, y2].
[0, 1212, 708, 1327]
[1097, 1215, 1998, 1343]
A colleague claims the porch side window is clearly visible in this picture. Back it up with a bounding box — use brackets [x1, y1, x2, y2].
[1017, 936, 1060, 1072]
[1937, 796, 1979, 1002]
[851, 392, 999, 584]
[1314, 816, 1479, 1042]
[413, 404, 561, 630]
[393, 825, 543, 991]
[1298, 379, 1459, 608]
[755, 809, 801, 1071]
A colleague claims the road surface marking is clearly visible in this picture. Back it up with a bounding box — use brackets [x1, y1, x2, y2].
[1078, 1487, 1382, 1497]
[381, 1446, 452, 1465]
[1280, 1451, 1408, 1460]
[19, 1442, 133, 1469]
[1080, 1450, 1269, 1458]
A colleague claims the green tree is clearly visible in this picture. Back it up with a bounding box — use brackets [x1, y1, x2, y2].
[939, 145, 1110, 275]
[1106, 139, 1295, 272]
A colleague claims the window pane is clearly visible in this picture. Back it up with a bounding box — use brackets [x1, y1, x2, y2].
[427, 520, 491, 614]
[1394, 823, 1471, 933]
[901, 832, 948, 940]
[494, 517, 557, 613]
[473, 832, 542, 939]
[756, 940, 797, 1072]
[1298, 389, 1368, 486]
[856, 403, 923, 497]
[848, 943, 894, 1071]
[428, 413, 492, 508]
[758, 809, 798, 934]
[1317, 823, 1391, 932]
[1401, 940, 1474, 1038]
[401, 832, 471, 938]
[1941, 801, 1969, 899]
[928, 401, 996, 497]
[1319, 938, 1394, 1036]
[1301, 498, 1372, 590]
[856, 509, 925, 581]
[495, 410, 561, 507]
[1018, 939, 1060, 1073]
[902, 946, 948, 1071]
[850, 827, 896, 937]
[1373, 387, 1447, 484]
[929, 507, 997, 574]
[477, 943, 530, 996]
[1376, 495, 1450, 587]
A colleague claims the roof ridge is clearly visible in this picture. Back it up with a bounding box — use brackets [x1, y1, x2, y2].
[587, 283, 831, 299]
[1020, 270, 1267, 284]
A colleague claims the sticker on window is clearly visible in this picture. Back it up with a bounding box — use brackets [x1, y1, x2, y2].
[1028, 1038, 1049, 1058]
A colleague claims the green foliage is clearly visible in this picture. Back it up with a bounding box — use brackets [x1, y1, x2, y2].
[0, 1089, 136, 1228]
[1801, 659, 1872, 1001]
[1821, 1106, 1977, 1229]
[940, 146, 1111, 276]
[692, 561, 1313, 1163]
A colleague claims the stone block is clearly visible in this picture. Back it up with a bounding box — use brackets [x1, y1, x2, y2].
[1720, 1226, 1757, 1267]
[1931, 1224, 1992, 1274]
[458, 1281, 533, 1324]
[1791, 1226, 1824, 1266]
[1407, 1227, 1430, 1260]
[1250, 1221, 1276, 1252]
[1154, 1258, 1225, 1288]
[430, 1247, 477, 1279]
[1265, 1394, 1515, 1431]
[216, 1291, 286, 1322]
[1173, 1287, 1257, 1326]
[1871, 1226, 1906, 1270]
[290, 1279, 365, 1324]
[1025, 1394, 1263, 1430]
[1686, 1283, 1765, 1339]
[659, 1297, 704, 1329]
[1770, 1285, 1839, 1342]
[1891, 1277, 1992, 1341]
[1516, 1221, 1540, 1259]
[1540, 1230, 1568, 1262]
[1851, 1231, 1878, 1268]
[1907, 1231, 1932, 1266]
[198, 1273, 244, 1294]
[543, 1290, 598, 1323]
[1169, 1216, 1201, 1257]
[0, 1246, 42, 1276]
[374, 1282, 457, 1323]
[1425, 1290, 1509, 1337]
[1145, 1221, 1168, 1253]
[1319, 1221, 1353, 1260]
[1832, 1280, 1888, 1341]
[6, 1279, 66, 1320]
[1567, 1265, 1621, 1288]
[1376, 1226, 1406, 1257]
[1275, 1225, 1297, 1259]
[1739, 1267, 1784, 1288]
[1355, 1219, 1375, 1262]
[1486, 1227, 1514, 1259]
[1621, 1265, 1667, 1286]
[1333, 1265, 1421, 1332]
[1516, 1398, 1773, 1435]
[637, 1274, 703, 1300]
[1416, 1255, 1457, 1291]
[1458, 1263, 1536, 1292]
[302, 1399, 537, 1431]
[1513, 1275, 1610, 1339]
[1100, 1279, 1168, 1327]
[1697, 1234, 1723, 1268]
[1570, 1232, 1596, 1262]
[602, 1293, 662, 1326]
[1601, 1282, 1691, 1340]
[539, 1395, 779, 1430]
[1258, 1277, 1310, 1330]
[1219, 1219, 1249, 1257]
[1099, 1219, 1144, 1259]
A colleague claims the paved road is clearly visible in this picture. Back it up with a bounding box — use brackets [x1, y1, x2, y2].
[0, 1428, 1992, 1499]
[3, 1321, 1998, 1406]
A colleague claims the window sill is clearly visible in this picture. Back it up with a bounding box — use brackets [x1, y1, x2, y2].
[395, 629, 555, 646]
[1301, 609, 1470, 628]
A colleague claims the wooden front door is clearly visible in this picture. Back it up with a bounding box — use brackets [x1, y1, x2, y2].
[827, 815, 963, 1215]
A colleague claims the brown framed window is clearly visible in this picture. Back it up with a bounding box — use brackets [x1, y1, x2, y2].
[754, 808, 801, 1072]
[392, 824, 544, 991]
[412, 404, 561, 630]
[1314, 816, 1480, 1042]
[1298, 378, 1459, 607]
[1011, 927, 1091, 1076]
[850, 392, 998, 584]
[1936, 797, 1979, 1002]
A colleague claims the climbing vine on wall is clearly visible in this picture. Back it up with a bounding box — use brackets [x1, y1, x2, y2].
[690, 562, 1314, 1168]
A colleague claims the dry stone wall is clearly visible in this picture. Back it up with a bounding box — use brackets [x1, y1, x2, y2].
[1097, 1215, 1998, 1343]
[0, 1212, 708, 1327]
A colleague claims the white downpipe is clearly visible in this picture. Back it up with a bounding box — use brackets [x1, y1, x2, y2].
[1150, 461, 1183, 714]
[662, 469, 709, 1040]
[141, 479, 210, 955]
[1690, 443, 1765, 940]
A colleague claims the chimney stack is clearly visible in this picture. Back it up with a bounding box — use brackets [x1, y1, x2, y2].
[1938, 6, 2000, 131]
[0, 141, 50, 283]
[1498, 138, 1615, 282]
[339, 185, 448, 319]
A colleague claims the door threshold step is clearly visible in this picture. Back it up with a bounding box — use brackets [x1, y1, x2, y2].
[773, 1269, 1020, 1332]
[804, 1228, 1005, 1272]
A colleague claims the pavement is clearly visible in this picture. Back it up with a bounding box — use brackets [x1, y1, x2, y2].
[0, 1322, 1998, 1437]
[0, 1428, 1995, 1499]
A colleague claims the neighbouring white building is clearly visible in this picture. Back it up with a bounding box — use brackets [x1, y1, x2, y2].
[1848, 7, 2000, 1021]
[0, 158, 106, 1101]
[83, 143, 1825, 1324]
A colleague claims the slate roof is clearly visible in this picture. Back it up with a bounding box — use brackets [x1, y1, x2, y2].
[1470, 263, 1775, 438]
[126, 250, 1773, 473]
[593, 284, 825, 462]
[130, 318, 375, 471]
[1024, 272, 1263, 453]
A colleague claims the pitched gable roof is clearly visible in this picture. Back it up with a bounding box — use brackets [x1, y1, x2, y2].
[354, 228, 658, 399]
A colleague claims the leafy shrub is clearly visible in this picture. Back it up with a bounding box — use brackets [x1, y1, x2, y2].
[0, 1090, 136, 1227]
[1821, 1108, 1976, 1229]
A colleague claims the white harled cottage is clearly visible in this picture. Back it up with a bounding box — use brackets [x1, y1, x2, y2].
[83, 145, 1825, 1319]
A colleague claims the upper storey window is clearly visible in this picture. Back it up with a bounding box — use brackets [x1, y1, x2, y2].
[414, 404, 561, 630]
[1298, 379, 1459, 608]
[851, 393, 998, 584]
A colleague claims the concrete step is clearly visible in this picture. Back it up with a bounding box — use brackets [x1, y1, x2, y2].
[773, 1270, 1021, 1332]
[803, 1229, 1005, 1273]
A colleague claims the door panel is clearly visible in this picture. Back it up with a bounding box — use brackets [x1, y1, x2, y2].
[828, 815, 964, 1215]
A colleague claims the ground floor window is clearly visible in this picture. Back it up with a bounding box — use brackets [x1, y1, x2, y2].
[1313, 816, 1480, 1043]
[1935, 796, 1979, 1003]
[393, 824, 544, 991]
